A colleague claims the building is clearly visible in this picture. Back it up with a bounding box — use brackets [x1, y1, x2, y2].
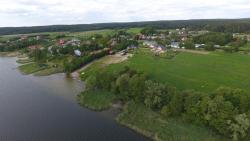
[66, 39, 81, 46]
[20, 35, 28, 41]
[247, 35, 250, 41]
[28, 45, 41, 50]
[170, 42, 180, 48]
[58, 39, 65, 45]
[127, 45, 138, 50]
[195, 44, 205, 48]
[214, 45, 221, 48]
[74, 50, 82, 56]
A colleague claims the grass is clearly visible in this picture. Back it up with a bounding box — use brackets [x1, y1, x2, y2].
[18, 63, 48, 74]
[78, 90, 116, 111]
[86, 48, 250, 93]
[117, 101, 227, 141]
[18, 56, 69, 76]
[126, 28, 143, 34]
[68, 29, 116, 38]
[33, 67, 64, 76]
[16, 58, 33, 64]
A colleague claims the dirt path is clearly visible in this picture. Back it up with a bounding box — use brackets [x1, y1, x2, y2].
[174, 49, 210, 55]
[71, 52, 132, 79]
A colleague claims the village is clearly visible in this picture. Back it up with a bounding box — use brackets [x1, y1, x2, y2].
[1, 27, 250, 141]
[0, 27, 250, 76]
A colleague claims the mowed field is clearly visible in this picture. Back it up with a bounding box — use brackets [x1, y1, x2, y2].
[85, 48, 250, 93]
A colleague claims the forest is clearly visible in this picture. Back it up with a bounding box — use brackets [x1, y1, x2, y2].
[1, 19, 250, 35]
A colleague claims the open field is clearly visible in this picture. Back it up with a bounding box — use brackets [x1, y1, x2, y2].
[117, 101, 226, 141]
[83, 48, 250, 92]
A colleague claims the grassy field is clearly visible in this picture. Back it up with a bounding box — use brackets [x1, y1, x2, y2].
[78, 91, 116, 111]
[18, 63, 48, 74]
[82, 48, 250, 92]
[117, 101, 226, 141]
[18, 56, 68, 76]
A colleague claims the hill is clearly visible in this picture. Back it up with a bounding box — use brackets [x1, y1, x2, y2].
[0, 18, 250, 35]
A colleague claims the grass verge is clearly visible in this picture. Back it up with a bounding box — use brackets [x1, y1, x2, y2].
[78, 90, 116, 111]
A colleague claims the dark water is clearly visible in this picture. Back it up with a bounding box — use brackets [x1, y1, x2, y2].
[0, 57, 150, 141]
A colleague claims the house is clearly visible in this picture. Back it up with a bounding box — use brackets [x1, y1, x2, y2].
[127, 45, 138, 50]
[58, 39, 65, 45]
[247, 35, 250, 41]
[20, 35, 28, 41]
[110, 39, 117, 47]
[28, 45, 41, 50]
[170, 42, 180, 48]
[66, 39, 81, 46]
[195, 44, 205, 48]
[214, 45, 221, 48]
[157, 45, 166, 51]
[74, 50, 82, 56]
[143, 41, 157, 47]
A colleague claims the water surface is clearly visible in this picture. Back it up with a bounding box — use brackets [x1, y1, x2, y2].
[0, 57, 150, 141]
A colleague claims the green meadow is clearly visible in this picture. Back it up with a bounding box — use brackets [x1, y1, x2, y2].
[83, 48, 250, 93]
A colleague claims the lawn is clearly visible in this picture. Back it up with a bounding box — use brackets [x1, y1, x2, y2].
[78, 90, 116, 111]
[18, 63, 48, 74]
[83, 48, 250, 92]
[117, 101, 226, 141]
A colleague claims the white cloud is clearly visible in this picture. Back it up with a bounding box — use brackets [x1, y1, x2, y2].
[0, 0, 249, 27]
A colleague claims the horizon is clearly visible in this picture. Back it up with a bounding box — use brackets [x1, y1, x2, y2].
[0, 18, 250, 28]
[0, 0, 250, 27]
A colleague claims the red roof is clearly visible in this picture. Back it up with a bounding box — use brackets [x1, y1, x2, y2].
[28, 45, 40, 50]
[59, 39, 65, 45]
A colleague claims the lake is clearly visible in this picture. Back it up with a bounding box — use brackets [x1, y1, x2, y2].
[0, 57, 150, 141]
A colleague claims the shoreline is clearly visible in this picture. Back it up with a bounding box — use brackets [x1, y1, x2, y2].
[0, 51, 20, 57]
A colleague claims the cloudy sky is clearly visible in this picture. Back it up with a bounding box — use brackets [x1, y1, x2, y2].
[0, 0, 250, 27]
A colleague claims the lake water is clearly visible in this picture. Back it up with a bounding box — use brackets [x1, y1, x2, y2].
[0, 57, 150, 141]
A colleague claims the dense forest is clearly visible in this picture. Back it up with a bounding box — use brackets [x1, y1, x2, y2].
[0, 19, 250, 35]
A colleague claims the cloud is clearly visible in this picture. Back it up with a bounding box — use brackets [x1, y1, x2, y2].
[0, 0, 249, 27]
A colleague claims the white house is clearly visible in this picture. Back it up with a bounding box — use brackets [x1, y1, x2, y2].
[74, 50, 82, 56]
[171, 42, 180, 48]
[195, 44, 205, 48]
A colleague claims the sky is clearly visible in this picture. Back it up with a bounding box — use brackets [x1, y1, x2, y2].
[0, 0, 250, 27]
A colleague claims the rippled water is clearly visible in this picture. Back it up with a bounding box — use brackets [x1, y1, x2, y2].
[0, 57, 150, 141]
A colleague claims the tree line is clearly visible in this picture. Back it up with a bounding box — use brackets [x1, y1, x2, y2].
[1, 19, 250, 35]
[64, 49, 109, 73]
[84, 66, 250, 141]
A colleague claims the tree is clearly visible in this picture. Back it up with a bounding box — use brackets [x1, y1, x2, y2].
[115, 73, 130, 100]
[140, 26, 157, 36]
[228, 114, 250, 141]
[128, 74, 146, 102]
[204, 42, 215, 51]
[214, 87, 248, 113]
[32, 49, 47, 63]
[184, 39, 195, 49]
[183, 91, 204, 123]
[205, 96, 235, 136]
[144, 80, 166, 109]
[161, 91, 184, 117]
